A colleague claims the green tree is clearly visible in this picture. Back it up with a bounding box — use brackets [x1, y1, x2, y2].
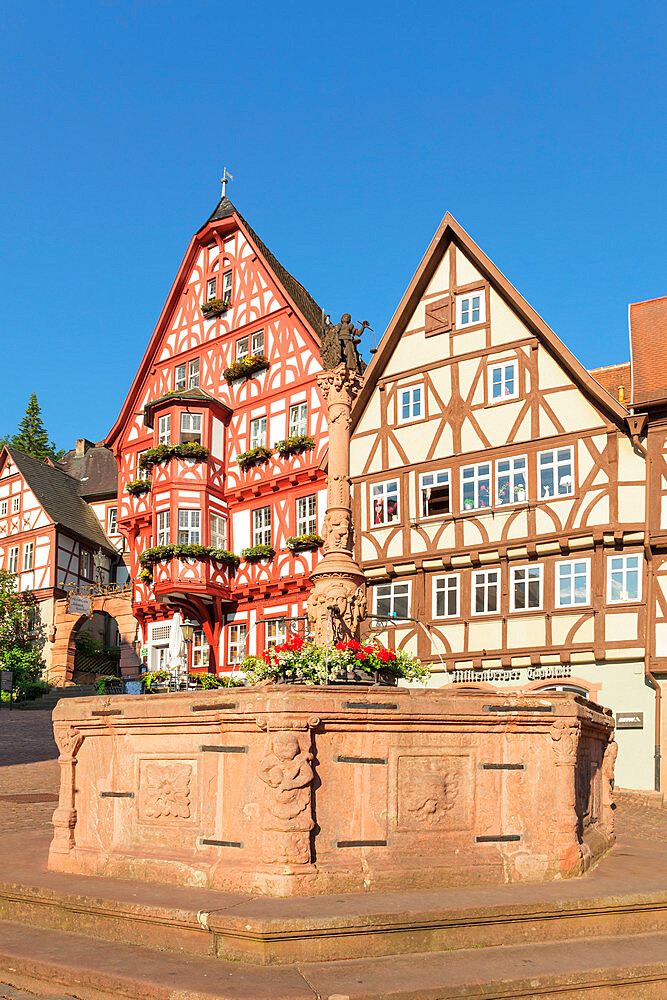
[2, 393, 63, 461]
[0, 570, 44, 690]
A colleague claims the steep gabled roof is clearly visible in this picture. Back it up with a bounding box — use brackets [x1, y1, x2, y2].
[4, 447, 115, 553]
[352, 212, 630, 430]
[58, 443, 118, 499]
[588, 362, 631, 404]
[106, 197, 325, 448]
[629, 295, 667, 406]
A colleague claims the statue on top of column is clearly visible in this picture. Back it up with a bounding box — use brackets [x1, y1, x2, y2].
[320, 314, 368, 374]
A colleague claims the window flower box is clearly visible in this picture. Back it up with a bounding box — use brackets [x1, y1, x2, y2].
[138, 544, 240, 570]
[223, 354, 270, 383]
[125, 479, 151, 496]
[241, 544, 275, 562]
[236, 446, 273, 471]
[275, 435, 316, 458]
[201, 297, 231, 319]
[138, 442, 209, 471]
[286, 533, 323, 552]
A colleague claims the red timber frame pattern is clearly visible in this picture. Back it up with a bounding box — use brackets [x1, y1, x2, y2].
[106, 199, 328, 671]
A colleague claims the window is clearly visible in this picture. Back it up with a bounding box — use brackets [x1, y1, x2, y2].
[511, 564, 543, 611]
[236, 336, 249, 361]
[222, 270, 232, 303]
[207, 277, 217, 301]
[192, 629, 210, 668]
[489, 360, 519, 402]
[237, 331, 264, 360]
[0, 501, 6, 516]
[296, 494, 317, 535]
[175, 363, 187, 391]
[420, 470, 450, 517]
[433, 574, 459, 618]
[457, 290, 485, 328]
[27, 604, 40, 634]
[137, 451, 150, 481]
[556, 559, 590, 607]
[266, 619, 288, 648]
[12, 496, 20, 513]
[7, 547, 18, 574]
[188, 358, 200, 388]
[156, 510, 170, 546]
[158, 414, 171, 445]
[472, 569, 499, 614]
[253, 506, 271, 546]
[178, 509, 200, 544]
[250, 416, 267, 450]
[180, 412, 202, 445]
[608, 553, 641, 603]
[461, 463, 491, 510]
[374, 581, 410, 620]
[229, 623, 246, 664]
[496, 455, 527, 505]
[289, 402, 308, 437]
[398, 384, 422, 423]
[539, 447, 574, 499]
[252, 329, 264, 355]
[79, 549, 90, 578]
[210, 513, 227, 549]
[107, 508, 118, 535]
[371, 480, 400, 525]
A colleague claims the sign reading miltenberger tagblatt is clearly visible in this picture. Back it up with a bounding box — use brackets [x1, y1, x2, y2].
[67, 594, 91, 616]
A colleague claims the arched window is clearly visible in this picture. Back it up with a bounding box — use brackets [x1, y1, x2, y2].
[536, 683, 589, 698]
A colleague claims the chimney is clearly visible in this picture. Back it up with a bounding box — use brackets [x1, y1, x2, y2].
[76, 438, 94, 456]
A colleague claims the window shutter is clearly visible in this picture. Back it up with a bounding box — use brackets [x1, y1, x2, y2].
[425, 296, 452, 334]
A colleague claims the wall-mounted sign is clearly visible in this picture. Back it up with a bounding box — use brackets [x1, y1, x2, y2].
[615, 712, 644, 730]
[451, 664, 572, 685]
[68, 594, 91, 616]
[0, 670, 13, 693]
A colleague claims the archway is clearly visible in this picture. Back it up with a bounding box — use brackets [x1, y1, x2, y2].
[50, 589, 140, 685]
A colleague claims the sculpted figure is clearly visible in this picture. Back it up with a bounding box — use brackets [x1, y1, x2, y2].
[259, 731, 315, 866]
[319, 314, 367, 374]
[322, 509, 351, 552]
[93, 548, 105, 587]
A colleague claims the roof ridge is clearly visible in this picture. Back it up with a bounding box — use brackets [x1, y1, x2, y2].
[589, 362, 630, 373]
[8, 446, 82, 487]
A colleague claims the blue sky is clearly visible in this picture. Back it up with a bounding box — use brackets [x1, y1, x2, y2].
[1, 0, 665, 449]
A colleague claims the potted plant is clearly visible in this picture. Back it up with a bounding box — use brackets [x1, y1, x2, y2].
[286, 533, 324, 552]
[222, 354, 271, 383]
[236, 446, 273, 471]
[514, 483, 527, 503]
[463, 497, 474, 510]
[139, 443, 209, 471]
[241, 544, 275, 562]
[197, 673, 244, 689]
[274, 435, 316, 459]
[137, 669, 169, 693]
[201, 297, 231, 319]
[125, 479, 151, 496]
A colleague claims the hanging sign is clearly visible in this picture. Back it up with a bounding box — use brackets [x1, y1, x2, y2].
[68, 594, 91, 616]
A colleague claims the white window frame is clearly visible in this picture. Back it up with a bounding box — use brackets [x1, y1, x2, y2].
[107, 508, 118, 535]
[461, 462, 492, 511]
[23, 542, 34, 572]
[538, 446, 574, 500]
[156, 510, 170, 546]
[175, 363, 187, 391]
[158, 414, 171, 445]
[472, 569, 500, 615]
[252, 329, 264, 355]
[433, 574, 460, 619]
[177, 508, 201, 545]
[296, 494, 317, 535]
[510, 564, 543, 612]
[180, 412, 202, 445]
[222, 270, 232, 303]
[373, 581, 411, 620]
[289, 402, 308, 437]
[137, 451, 150, 482]
[253, 506, 271, 546]
[236, 336, 249, 361]
[207, 277, 217, 301]
[229, 623, 246, 664]
[456, 290, 485, 328]
[210, 513, 227, 549]
[188, 358, 200, 388]
[556, 559, 591, 608]
[7, 546, 18, 574]
[397, 384, 423, 424]
[607, 553, 642, 604]
[0, 500, 6, 516]
[488, 359, 519, 403]
[249, 416, 267, 450]
[496, 455, 528, 506]
[192, 629, 210, 668]
[265, 618, 288, 649]
[370, 479, 400, 526]
[12, 496, 20, 514]
[79, 549, 90, 579]
[420, 470, 450, 518]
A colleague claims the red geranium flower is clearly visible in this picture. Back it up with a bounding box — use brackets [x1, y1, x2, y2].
[348, 639, 361, 651]
[356, 652, 367, 661]
[335, 641, 347, 651]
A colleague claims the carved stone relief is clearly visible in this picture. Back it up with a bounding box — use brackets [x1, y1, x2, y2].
[397, 755, 472, 831]
[257, 720, 318, 867]
[140, 762, 193, 821]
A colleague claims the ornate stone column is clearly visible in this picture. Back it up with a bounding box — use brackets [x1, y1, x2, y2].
[308, 361, 366, 645]
[50, 724, 84, 856]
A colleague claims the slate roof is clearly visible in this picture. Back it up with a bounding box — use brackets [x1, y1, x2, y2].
[7, 447, 115, 553]
[202, 196, 325, 339]
[629, 296, 667, 405]
[588, 363, 631, 403]
[59, 443, 118, 499]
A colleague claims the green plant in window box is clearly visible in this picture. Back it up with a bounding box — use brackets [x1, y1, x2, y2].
[139, 544, 240, 570]
[139, 443, 209, 470]
[236, 446, 273, 471]
[198, 673, 244, 689]
[222, 354, 270, 383]
[125, 479, 151, 496]
[201, 297, 231, 319]
[137, 669, 169, 692]
[241, 544, 275, 562]
[274, 435, 316, 458]
[286, 533, 323, 552]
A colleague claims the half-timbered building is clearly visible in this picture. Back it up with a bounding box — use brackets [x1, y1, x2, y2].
[350, 212, 664, 792]
[105, 196, 328, 674]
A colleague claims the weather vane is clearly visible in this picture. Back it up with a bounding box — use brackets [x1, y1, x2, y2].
[221, 167, 233, 198]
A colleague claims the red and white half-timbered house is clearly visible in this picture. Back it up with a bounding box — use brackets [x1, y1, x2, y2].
[106, 196, 328, 674]
[350, 212, 666, 792]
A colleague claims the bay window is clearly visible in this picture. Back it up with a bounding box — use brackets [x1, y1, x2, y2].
[178, 509, 200, 544]
[210, 513, 227, 549]
[156, 510, 170, 546]
[180, 412, 202, 445]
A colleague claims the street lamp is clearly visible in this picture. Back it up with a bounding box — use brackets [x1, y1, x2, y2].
[180, 618, 197, 684]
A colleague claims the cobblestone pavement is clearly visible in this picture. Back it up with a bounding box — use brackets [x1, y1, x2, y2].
[615, 796, 667, 841]
[0, 709, 59, 834]
[0, 984, 81, 999]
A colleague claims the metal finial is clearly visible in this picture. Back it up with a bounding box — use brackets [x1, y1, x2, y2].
[221, 167, 234, 198]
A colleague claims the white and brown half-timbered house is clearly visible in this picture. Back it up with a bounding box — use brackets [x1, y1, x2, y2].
[105, 196, 328, 674]
[350, 212, 662, 791]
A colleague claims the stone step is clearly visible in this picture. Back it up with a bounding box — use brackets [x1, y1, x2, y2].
[18, 687, 96, 710]
[0, 920, 664, 1000]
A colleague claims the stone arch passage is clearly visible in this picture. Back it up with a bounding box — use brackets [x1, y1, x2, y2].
[51, 591, 140, 685]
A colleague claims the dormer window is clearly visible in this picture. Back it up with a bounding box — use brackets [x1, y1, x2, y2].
[207, 277, 217, 301]
[180, 412, 202, 445]
[489, 360, 518, 402]
[456, 291, 485, 328]
[222, 270, 232, 303]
